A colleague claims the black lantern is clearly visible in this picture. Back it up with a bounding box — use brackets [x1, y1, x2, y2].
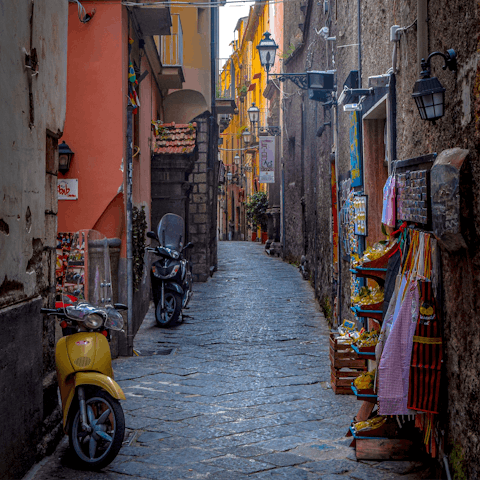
[256, 32, 278, 74]
[242, 128, 252, 145]
[412, 49, 456, 123]
[247, 102, 260, 125]
[58, 141, 74, 174]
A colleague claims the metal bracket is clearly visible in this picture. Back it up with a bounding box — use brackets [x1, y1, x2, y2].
[268, 73, 308, 90]
[258, 126, 281, 136]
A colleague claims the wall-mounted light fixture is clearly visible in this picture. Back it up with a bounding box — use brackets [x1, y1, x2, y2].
[247, 103, 260, 126]
[242, 128, 252, 145]
[257, 32, 336, 93]
[58, 141, 74, 174]
[412, 49, 457, 123]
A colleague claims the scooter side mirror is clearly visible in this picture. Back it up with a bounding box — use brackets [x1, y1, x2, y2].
[184, 242, 194, 250]
[146, 231, 157, 240]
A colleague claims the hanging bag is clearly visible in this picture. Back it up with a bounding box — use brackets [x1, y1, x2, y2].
[381, 175, 396, 228]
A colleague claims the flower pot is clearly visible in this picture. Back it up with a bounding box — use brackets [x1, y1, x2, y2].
[261, 232, 268, 244]
[251, 232, 257, 242]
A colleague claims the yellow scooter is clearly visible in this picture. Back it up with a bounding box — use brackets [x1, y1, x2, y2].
[42, 230, 126, 470]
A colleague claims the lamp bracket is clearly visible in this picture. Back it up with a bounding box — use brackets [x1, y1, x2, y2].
[258, 126, 281, 136]
[268, 72, 308, 90]
[421, 49, 457, 78]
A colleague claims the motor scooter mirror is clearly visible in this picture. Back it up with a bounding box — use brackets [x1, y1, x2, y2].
[184, 242, 194, 250]
[146, 231, 157, 240]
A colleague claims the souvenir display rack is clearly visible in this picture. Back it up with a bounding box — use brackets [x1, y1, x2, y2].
[329, 333, 367, 394]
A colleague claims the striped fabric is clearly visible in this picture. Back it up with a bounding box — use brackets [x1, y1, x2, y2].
[378, 280, 419, 415]
[408, 281, 442, 413]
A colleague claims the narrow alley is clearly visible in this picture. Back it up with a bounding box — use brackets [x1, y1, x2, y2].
[28, 242, 432, 480]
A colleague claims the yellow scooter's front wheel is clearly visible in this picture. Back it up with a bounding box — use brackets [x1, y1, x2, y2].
[69, 388, 125, 470]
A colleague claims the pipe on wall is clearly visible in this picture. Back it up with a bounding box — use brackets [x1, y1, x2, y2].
[126, 104, 134, 356]
[417, 0, 428, 69]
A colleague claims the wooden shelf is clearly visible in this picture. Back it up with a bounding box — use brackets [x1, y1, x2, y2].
[351, 305, 383, 322]
[351, 343, 376, 359]
[351, 384, 378, 400]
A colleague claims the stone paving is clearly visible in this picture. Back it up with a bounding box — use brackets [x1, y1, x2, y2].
[28, 242, 434, 480]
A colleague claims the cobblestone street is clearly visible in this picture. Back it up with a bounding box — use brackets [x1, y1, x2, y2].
[29, 242, 433, 480]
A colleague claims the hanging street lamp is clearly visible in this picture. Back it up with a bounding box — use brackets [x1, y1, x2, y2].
[412, 49, 457, 123]
[256, 31, 278, 74]
[256, 32, 336, 92]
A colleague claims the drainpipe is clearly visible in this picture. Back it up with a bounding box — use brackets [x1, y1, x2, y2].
[209, 0, 217, 172]
[357, 0, 362, 88]
[417, 0, 428, 68]
[126, 104, 134, 356]
[334, 105, 341, 328]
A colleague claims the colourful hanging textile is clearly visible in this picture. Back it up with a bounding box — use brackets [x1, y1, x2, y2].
[408, 280, 442, 413]
[128, 62, 136, 83]
[378, 279, 419, 415]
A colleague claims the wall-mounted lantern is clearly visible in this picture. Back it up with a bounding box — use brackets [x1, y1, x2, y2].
[247, 103, 260, 125]
[242, 128, 252, 145]
[234, 154, 240, 165]
[58, 141, 74, 174]
[412, 49, 457, 123]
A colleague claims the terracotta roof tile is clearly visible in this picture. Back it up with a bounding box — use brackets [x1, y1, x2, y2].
[153, 122, 197, 155]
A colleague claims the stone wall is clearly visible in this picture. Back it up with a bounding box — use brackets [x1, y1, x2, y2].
[281, 0, 337, 315]
[188, 114, 218, 282]
[0, 1, 68, 477]
[335, 0, 480, 475]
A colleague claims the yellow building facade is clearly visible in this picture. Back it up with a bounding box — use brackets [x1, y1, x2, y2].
[218, 2, 270, 241]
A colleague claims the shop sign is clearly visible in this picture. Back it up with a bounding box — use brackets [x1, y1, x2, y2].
[259, 136, 275, 183]
[58, 179, 78, 200]
[349, 112, 363, 187]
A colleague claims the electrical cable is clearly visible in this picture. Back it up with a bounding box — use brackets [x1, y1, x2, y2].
[69, 0, 95, 23]
[123, 0, 309, 9]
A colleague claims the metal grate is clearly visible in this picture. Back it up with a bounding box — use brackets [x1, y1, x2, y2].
[74, 356, 92, 367]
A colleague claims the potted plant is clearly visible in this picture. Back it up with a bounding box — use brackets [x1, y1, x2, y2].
[239, 85, 248, 102]
[246, 192, 268, 242]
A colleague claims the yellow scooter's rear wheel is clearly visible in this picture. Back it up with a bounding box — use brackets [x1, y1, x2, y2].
[69, 388, 125, 470]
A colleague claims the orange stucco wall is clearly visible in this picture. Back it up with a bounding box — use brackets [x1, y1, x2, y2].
[58, 2, 126, 238]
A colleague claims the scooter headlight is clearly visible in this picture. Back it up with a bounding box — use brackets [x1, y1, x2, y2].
[83, 313, 105, 329]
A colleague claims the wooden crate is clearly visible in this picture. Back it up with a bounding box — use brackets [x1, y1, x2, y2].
[330, 333, 367, 394]
[355, 437, 415, 460]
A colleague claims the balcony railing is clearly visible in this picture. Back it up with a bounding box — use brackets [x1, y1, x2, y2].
[160, 14, 183, 67]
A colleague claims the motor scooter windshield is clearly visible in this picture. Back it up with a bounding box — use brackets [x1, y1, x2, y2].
[62, 230, 113, 321]
[156, 213, 185, 251]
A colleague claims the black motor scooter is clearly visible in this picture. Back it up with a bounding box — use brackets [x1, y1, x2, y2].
[146, 213, 194, 327]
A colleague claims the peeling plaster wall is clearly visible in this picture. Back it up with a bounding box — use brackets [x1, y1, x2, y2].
[0, 0, 68, 477]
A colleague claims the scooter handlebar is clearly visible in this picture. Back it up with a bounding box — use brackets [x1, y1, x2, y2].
[40, 307, 67, 317]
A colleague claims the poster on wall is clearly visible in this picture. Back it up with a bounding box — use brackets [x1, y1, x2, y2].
[58, 178, 78, 200]
[259, 136, 275, 183]
[349, 112, 362, 187]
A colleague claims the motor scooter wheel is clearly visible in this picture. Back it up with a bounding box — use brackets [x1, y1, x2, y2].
[155, 291, 182, 327]
[69, 389, 125, 470]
